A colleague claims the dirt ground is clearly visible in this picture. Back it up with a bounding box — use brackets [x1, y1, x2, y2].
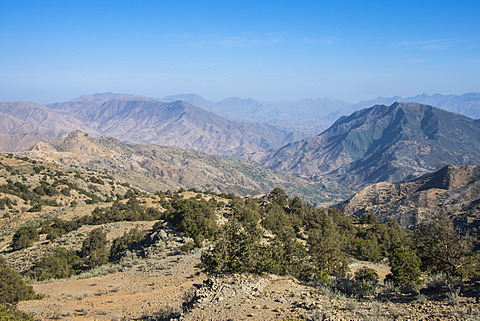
[19, 246, 205, 320]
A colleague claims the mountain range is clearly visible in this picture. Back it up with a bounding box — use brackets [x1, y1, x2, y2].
[1, 92, 480, 194]
[264, 102, 480, 189]
[161, 92, 480, 130]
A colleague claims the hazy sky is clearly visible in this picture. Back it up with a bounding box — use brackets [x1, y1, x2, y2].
[1, 0, 479, 103]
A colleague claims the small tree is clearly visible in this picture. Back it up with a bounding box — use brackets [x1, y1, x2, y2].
[81, 228, 109, 268]
[388, 247, 422, 291]
[415, 214, 475, 278]
[354, 266, 379, 285]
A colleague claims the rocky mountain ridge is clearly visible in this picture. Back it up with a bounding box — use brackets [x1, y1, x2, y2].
[264, 102, 480, 189]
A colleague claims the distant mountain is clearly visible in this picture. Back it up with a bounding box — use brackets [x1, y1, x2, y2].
[161, 93, 215, 111]
[160, 92, 480, 132]
[339, 165, 480, 227]
[22, 131, 352, 205]
[49, 95, 302, 159]
[161, 94, 351, 134]
[264, 102, 480, 189]
[0, 101, 96, 136]
[354, 92, 480, 119]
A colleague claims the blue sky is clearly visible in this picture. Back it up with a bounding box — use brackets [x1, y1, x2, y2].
[1, 0, 479, 103]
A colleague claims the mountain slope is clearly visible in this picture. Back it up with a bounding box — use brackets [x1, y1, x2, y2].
[264, 102, 480, 189]
[21, 131, 351, 205]
[339, 165, 480, 227]
[49, 95, 300, 159]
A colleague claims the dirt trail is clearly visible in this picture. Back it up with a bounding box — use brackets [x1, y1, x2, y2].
[19, 251, 205, 320]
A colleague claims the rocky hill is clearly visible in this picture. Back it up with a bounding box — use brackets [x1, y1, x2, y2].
[264, 102, 480, 189]
[339, 164, 480, 227]
[21, 131, 351, 205]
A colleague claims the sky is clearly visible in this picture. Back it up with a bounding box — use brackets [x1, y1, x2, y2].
[1, 0, 479, 103]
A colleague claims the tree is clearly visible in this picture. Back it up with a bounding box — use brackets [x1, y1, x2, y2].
[169, 198, 218, 247]
[267, 188, 289, 207]
[81, 228, 109, 268]
[307, 209, 350, 276]
[388, 247, 422, 290]
[415, 214, 476, 278]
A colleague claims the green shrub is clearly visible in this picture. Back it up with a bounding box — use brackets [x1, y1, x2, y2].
[388, 247, 422, 291]
[29, 247, 82, 281]
[11, 226, 39, 251]
[110, 228, 146, 261]
[0, 304, 34, 321]
[168, 198, 218, 247]
[0, 256, 39, 305]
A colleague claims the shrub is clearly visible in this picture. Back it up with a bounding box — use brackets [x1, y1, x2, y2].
[354, 267, 379, 284]
[11, 226, 39, 251]
[0, 256, 38, 305]
[29, 247, 82, 280]
[168, 198, 218, 247]
[110, 228, 146, 261]
[0, 304, 34, 321]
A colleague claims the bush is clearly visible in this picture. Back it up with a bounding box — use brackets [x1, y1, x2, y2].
[354, 267, 379, 284]
[168, 198, 219, 247]
[0, 256, 38, 305]
[110, 228, 146, 261]
[11, 226, 39, 251]
[29, 247, 82, 280]
[0, 304, 34, 321]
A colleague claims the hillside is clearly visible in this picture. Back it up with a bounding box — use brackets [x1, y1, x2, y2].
[0, 153, 140, 240]
[264, 102, 480, 189]
[0, 175, 477, 320]
[338, 164, 480, 227]
[20, 131, 351, 205]
[0, 133, 55, 153]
